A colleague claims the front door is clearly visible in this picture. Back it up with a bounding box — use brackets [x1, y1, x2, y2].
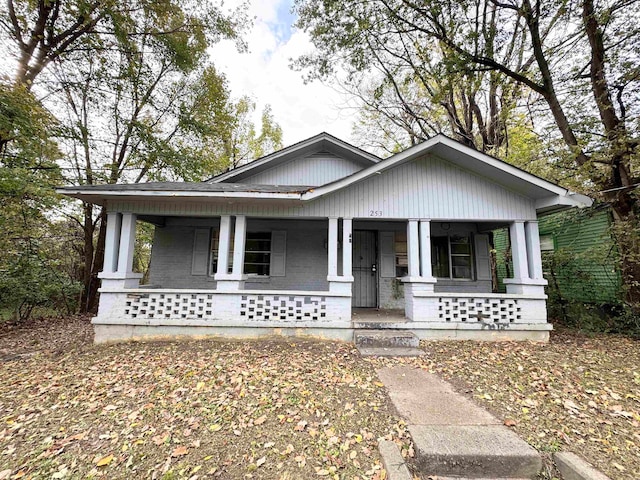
[353, 230, 377, 307]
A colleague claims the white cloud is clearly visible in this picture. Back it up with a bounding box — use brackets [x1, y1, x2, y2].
[209, 0, 356, 145]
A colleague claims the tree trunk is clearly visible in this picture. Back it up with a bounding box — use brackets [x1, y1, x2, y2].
[82, 207, 107, 313]
[79, 202, 94, 312]
[609, 196, 640, 306]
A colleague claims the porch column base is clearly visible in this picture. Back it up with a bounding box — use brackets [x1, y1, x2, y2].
[98, 272, 143, 289]
[214, 274, 248, 291]
[504, 278, 547, 295]
[327, 276, 353, 294]
[401, 277, 437, 320]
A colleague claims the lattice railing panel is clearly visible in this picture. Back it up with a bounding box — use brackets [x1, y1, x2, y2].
[124, 293, 214, 320]
[438, 297, 521, 323]
[240, 295, 327, 322]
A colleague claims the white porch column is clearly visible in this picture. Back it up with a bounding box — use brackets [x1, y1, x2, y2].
[419, 219, 434, 279]
[525, 221, 544, 280]
[509, 221, 529, 280]
[342, 218, 353, 281]
[99, 212, 143, 289]
[328, 217, 352, 297]
[216, 215, 247, 291]
[103, 212, 122, 274]
[232, 215, 247, 277]
[504, 220, 547, 295]
[117, 213, 137, 274]
[402, 218, 436, 320]
[215, 215, 232, 277]
[407, 220, 420, 278]
[327, 217, 339, 278]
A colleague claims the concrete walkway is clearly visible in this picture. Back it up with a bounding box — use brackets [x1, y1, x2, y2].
[377, 366, 541, 479]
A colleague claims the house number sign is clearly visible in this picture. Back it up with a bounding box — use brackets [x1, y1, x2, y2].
[369, 210, 383, 217]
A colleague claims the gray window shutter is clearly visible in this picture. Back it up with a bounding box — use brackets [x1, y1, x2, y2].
[191, 228, 210, 276]
[380, 232, 396, 278]
[474, 234, 491, 280]
[270, 231, 287, 277]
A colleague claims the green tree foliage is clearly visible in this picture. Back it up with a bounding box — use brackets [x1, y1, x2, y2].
[0, 0, 284, 316]
[0, 81, 80, 320]
[46, 1, 246, 312]
[220, 97, 284, 169]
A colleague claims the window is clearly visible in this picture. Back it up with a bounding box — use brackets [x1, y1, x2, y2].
[244, 232, 271, 276]
[210, 230, 231, 275]
[431, 237, 450, 277]
[539, 235, 554, 252]
[210, 230, 272, 276]
[395, 232, 408, 277]
[431, 235, 473, 280]
[392, 232, 473, 279]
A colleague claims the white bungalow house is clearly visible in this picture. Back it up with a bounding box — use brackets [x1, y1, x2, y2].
[59, 133, 592, 343]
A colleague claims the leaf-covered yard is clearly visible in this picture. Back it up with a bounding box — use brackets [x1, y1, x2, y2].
[0, 317, 405, 479]
[1, 318, 638, 480]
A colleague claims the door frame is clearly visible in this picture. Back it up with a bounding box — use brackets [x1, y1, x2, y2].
[352, 229, 379, 308]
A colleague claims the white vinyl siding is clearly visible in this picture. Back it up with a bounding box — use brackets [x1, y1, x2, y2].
[242, 152, 364, 186]
[112, 154, 536, 221]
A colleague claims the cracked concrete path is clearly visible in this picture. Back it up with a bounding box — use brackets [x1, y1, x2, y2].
[377, 365, 541, 479]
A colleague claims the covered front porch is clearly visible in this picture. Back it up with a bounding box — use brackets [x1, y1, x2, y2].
[93, 212, 551, 343]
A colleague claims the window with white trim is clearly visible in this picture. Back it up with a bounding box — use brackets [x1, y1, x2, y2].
[431, 235, 473, 279]
[209, 230, 281, 277]
[539, 235, 554, 252]
[394, 231, 408, 277]
[244, 232, 271, 276]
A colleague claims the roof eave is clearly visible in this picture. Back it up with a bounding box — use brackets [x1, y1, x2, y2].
[535, 192, 594, 215]
[56, 188, 304, 203]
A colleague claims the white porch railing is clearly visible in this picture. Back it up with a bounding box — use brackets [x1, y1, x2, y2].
[408, 292, 548, 326]
[437, 296, 522, 324]
[124, 292, 215, 320]
[96, 288, 350, 327]
[240, 294, 327, 322]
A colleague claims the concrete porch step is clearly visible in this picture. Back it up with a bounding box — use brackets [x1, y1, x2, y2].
[410, 424, 542, 479]
[358, 346, 425, 357]
[354, 329, 419, 349]
[352, 319, 409, 329]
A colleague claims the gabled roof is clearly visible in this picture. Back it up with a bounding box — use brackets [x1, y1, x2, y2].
[56, 133, 592, 213]
[208, 132, 381, 183]
[301, 134, 592, 213]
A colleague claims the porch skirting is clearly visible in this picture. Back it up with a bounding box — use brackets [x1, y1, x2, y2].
[92, 319, 551, 343]
[93, 287, 551, 343]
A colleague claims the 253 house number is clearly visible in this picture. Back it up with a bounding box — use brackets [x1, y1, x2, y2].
[369, 210, 383, 217]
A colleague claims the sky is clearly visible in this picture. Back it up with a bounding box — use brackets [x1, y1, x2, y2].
[209, 0, 356, 146]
